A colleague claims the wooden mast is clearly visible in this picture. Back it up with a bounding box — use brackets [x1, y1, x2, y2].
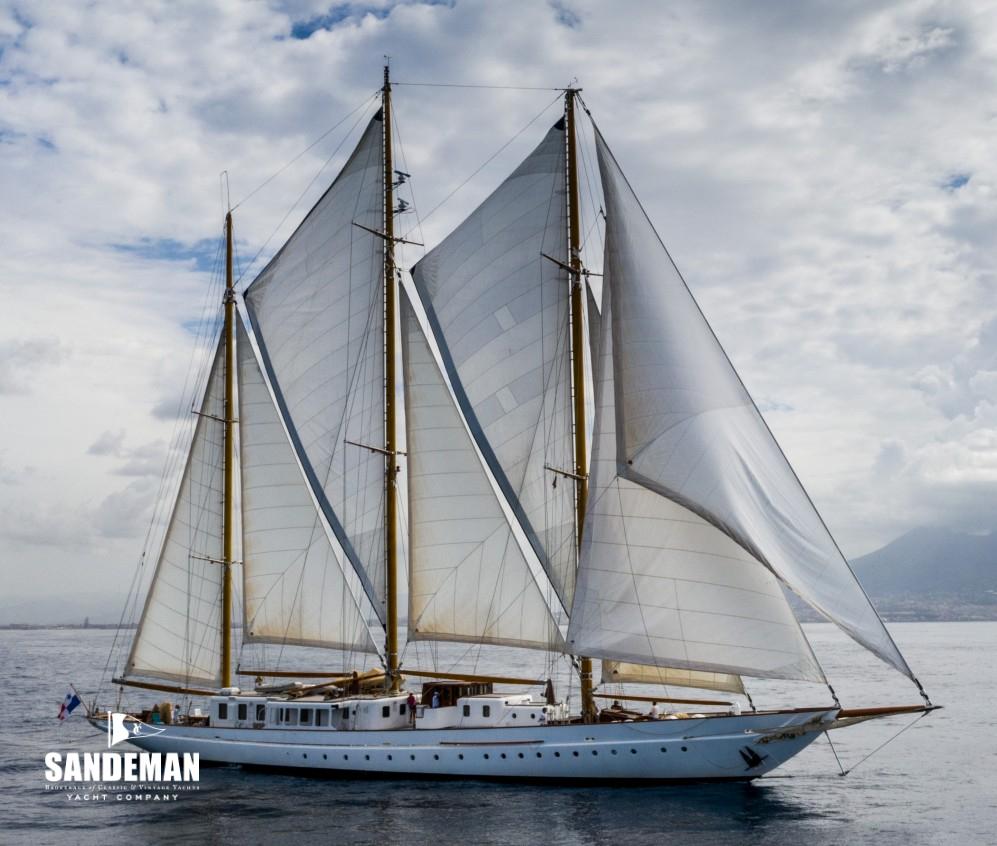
[221, 210, 235, 689]
[382, 63, 401, 693]
[565, 88, 595, 722]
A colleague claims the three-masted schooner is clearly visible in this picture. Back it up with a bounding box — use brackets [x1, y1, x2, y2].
[92, 67, 936, 782]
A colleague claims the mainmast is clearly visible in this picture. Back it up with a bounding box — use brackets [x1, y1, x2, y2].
[221, 210, 236, 689]
[383, 63, 401, 693]
[565, 88, 595, 721]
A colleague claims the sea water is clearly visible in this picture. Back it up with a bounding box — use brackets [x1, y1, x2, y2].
[1, 622, 994, 845]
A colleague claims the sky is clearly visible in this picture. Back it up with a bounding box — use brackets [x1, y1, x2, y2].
[1, 0, 995, 619]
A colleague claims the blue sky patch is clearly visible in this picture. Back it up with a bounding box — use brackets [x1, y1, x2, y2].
[111, 237, 220, 273]
[943, 172, 970, 191]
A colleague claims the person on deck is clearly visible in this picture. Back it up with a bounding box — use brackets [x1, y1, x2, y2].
[649, 701, 660, 720]
[431, 690, 441, 709]
[406, 691, 417, 726]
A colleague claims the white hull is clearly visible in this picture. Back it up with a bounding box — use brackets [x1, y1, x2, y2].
[93, 708, 835, 782]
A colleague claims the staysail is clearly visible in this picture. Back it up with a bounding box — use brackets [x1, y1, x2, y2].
[568, 270, 824, 681]
[573, 126, 912, 680]
[411, 121, 577, 607]
[237, 320, 381, 653]
[124, 337, 228, 686]
[243, 112, 386, 618]
[401, 290, 564, 650]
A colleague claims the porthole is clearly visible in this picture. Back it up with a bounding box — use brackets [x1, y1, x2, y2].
[630, 748, 637, 755]
[322, 754, 327, 760]
[458, 754, 464, 760]
[387, 754, 393, 761]
[500, 753, 506, 759]
[611, 749, 617, 755]
[530, 713, 536, 719]
[512, 713, 518, 719]
[364, 754, 370, 760]
[344, 754, 349, 760]
[484, 753, 490, 760]
[303, 753, 307, 759]
[591, 750, 598, 756]
[410, 754, 415, 761]
[660, 747, 667, 753]
[518, 753, 524, 759]
[433, 754, 439, 760]
[536, 752, 542, 758]
[554, 751, 561, 758]
[572, 751, 579, 757]
[681, 746, 688, 752]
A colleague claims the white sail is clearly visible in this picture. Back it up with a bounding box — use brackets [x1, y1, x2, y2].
[411, 121, 576, 607]
[600, 661, 745, 696]
[568, 261, 824, 682]
[401, 290, 564, 651]
[125, 337, 227, 686]
[591, 128, 912, 679]
[243, 113, 386, 618]
[237, 320, 381, 653]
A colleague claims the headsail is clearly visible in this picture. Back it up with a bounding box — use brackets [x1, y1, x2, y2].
[582, 126, 912, 679]
[124, 337, 227, 686]
[243, 112, 386, 618]
[568, 273, 824, 682]
[401, 290, 564, 650]
[238, 320, 381, 653]
[411, 121, 577, 607]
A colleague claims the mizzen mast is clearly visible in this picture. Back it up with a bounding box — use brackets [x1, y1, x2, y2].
[382, 62, 401, 693]
[221, 209, 236, 689]
[565, 88, 595, 722]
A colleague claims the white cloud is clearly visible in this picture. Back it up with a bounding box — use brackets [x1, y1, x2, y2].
[1, 0, 995, 606]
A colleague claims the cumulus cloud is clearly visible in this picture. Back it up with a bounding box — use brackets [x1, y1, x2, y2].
[1, 0, 996, 602]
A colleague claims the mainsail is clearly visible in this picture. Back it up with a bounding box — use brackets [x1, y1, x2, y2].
[124, 337, 228, 686]
[401, 291, 564, 650]
[237, 320, 380, 653]
[570, 126, 912, 680]
[243, 112, 387, 618]
[600, 661, 746, 696]
[411, 121, 577, 607]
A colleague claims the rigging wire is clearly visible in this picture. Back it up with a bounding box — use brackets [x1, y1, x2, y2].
[393, 81, 565, 91]
[401, 92, 563, 238]
[230, 94, 379, 212]
[235, 97, 380, 286]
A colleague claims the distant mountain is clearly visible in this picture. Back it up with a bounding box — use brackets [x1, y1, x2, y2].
[852, 527, 997, 597]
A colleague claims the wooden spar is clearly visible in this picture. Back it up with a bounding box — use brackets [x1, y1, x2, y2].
[592, 692, 733, 707]
[400, 669, 548, 687]
[221, 210, 235, 689]
[835, 704, 940, 719]
[112, 677, 219, 698]
[565, 87, 595, 723]
[382, 62, 400, 695]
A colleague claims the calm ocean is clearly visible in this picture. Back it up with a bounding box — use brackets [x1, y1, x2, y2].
[1, 622, 994, 845]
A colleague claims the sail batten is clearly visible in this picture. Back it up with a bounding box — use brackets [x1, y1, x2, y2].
[402, 288, 565, 652]
[411, 121, 577, 607]
[243, 113, 387, 621]
[587, 126, 912, 680]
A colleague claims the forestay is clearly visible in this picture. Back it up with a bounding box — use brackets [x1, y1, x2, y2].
[411, 121, 576, 607]
[401, 291, 564, 651]
[586, 127, 911, 679]
[124, 338, 227, 686]
[243, 113, 386, 618]
[568, 255, 825, 682]
[237, 320, 381, 653]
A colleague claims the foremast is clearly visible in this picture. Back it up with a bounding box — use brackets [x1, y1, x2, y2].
[382, 63, 401, 693]
[565, 88, 596, 722]
[221, 210, 236, 689]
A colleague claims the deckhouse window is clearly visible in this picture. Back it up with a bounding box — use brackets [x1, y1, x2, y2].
[482, 705, 491, 717]
[300, 708, 313, 726]
[256, 704, 265, 722]
[316, 710, 329, 727]
[462, 705, 470, 717]
[237, 703, 248, 721]
[382, 705, 390, 718]
[217, 703, 228, 720]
